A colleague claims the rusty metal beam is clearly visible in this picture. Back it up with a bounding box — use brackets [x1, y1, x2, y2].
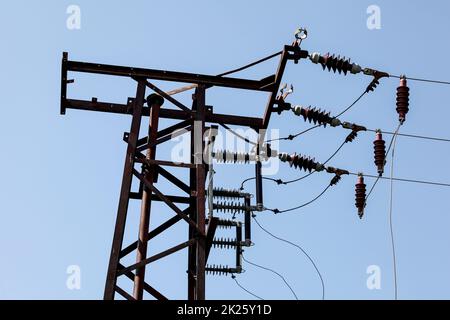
[117, 239, 196, 276]
[156, 166, 191, 194]
[119, 213, 185, 259]
[129, 192, 190, 204]
[115, 285, 136, 301]
[133, 97, 161, 299]
[64, 99, 263, 128]
[194, 85, 207, 300]
[103, 80, 146, 300]
[118, 263, 168, 300]
[64, 56, 275, 91]
[205, 217, 219, 262]
[133, 169, 203, 236]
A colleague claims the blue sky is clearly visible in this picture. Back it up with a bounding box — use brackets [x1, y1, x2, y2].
[1, 0, 450, 300]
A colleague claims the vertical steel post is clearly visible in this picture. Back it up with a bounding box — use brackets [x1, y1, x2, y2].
[255, 141, 264, 211]
[244, 195, 251, 243]
[133, 96, 161, 300]
[104, 80, 146, 300]
[194, 85, 206, 300]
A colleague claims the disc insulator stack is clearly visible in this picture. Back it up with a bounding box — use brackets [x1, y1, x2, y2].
[292, 105, 340, 127]
[213, 201, 248, 214]
[212, 238, 241, 249]
[355, 174, 366, 219]
[309, 52, 362, 75]
[373, 130, 386, 176]
[278, 152, 325, 173]
[205, 265, 241, 276]
[396, 76, 410, 124]
[212, 150, 255, 164]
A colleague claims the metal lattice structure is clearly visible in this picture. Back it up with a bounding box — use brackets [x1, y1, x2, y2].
[60, 44, 307, 300]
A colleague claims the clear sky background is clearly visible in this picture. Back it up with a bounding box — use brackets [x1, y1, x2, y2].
[1, 0, 450, 300]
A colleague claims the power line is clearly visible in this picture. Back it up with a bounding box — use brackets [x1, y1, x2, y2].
[220, 123, 257, 146]
[218, 51, 283, 77]
[391, 74, 450, 86]
[349, 172, 450, 188]
[335, 91, 367, 118]
[267, 184, 332, 214]
[232, 275, 264, 300]
[253, 217, 325, 300]
[389, 129, 400, 300]
[210, 51, 284, 146]
[366, 128, 450, 143]
[266, 124, 320, 143]
[241, 254, 298, 300]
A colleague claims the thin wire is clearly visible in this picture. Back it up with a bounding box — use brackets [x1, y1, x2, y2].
[220, 123, 257, 146]
[391, 74, 450, 86]
[335, 91, 367, 118]
[167, 51, 282, 96]
[349, 172, 450, 187]
[218, 51, 282, 77]
[389, 130, 400, 300]
[366, 128, 450, 143]
[214, 51, 283, 146]
[253, 217, 325, 300]
[268, 184, 332, 214]
[266, 125, 320, 143]
[242, 254, 299, 300]
[232, 276, 264, 300]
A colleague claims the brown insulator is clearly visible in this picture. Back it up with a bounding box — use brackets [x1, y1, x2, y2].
[213, 201, 247, 213]
[216, 219, 239, 228]
[373, 130, 386, 176]
[278, 153, 325, 173]
[396, 76, 410, 124]
[212, 187, 249, 199]
[310, 52, 362, 75]
[292, 105, 337, 127]
[321, 53, 353, 75]
[212, 150, 255, 164]
[355, 174, 366, 219]
[205, 265, 235, 276]
[212, 238, 240, 249]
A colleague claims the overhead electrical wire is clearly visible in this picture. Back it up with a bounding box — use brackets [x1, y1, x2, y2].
[349, 172, 450, 188]
[232, 275, 264, 300]
[389, 129, 400, 300]
[366, 128, 450, 143]
[242, 254, 299, 300]
[266, 184, 332, 214]
[253, 216, 325, 300]
[390, 74, 450, 86]
[216, 51, 284, 146]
